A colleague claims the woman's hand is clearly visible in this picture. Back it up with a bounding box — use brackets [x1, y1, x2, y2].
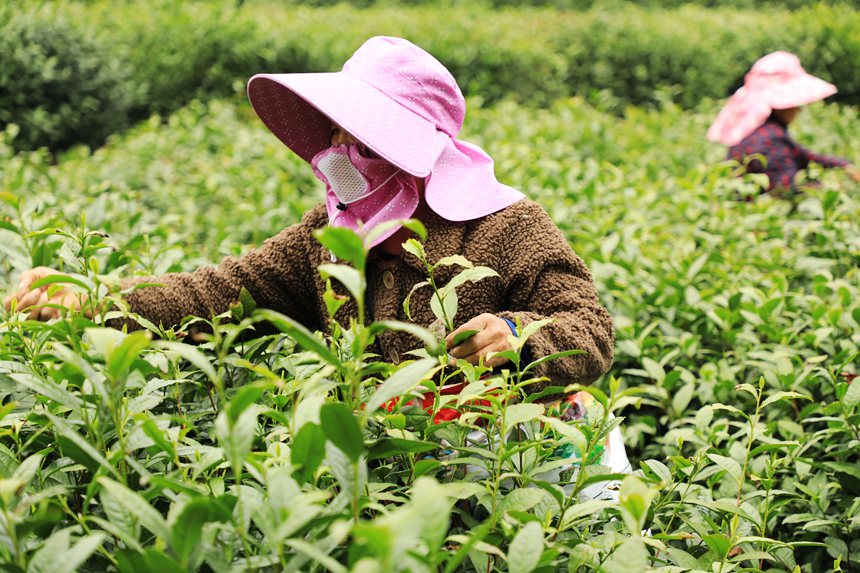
[3, 266, 83, 320]
[445, 313, 515, 367]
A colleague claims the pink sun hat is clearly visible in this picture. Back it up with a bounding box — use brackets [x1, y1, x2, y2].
[707, 51, 837, 147]
[247, 36, 524, 222]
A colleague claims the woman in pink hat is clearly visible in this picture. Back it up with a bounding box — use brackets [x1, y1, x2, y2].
[708, 51, 859, 194]
[4, 36, 629, 495]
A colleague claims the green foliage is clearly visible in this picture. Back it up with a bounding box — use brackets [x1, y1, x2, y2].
[7, 1, 860, 152]
[0, 5, 133, 151]
[96, 1, 265, 121]
[1, 61, 860, 570]
[284, 0, 860, 8]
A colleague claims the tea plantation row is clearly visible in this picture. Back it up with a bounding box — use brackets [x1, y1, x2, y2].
[4, 1, 860, 151]
[0, 93, 857, 571]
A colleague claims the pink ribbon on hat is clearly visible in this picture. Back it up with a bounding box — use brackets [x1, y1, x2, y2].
[707, 51, 837, 147]
[247, 36, 524, 226]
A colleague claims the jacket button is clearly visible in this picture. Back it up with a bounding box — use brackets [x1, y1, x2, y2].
[382, 270, 395, 289]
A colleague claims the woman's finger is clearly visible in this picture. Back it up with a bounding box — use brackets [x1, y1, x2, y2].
[445, 316, 487, 350]
[449, 330, 488, 359]
[454, 346, 507, 368]
[27, 291, 50, 321]
[39, 300, 59, 321]
[59, 292, 83, 313]
[16, 288, 45, 313]
[453, 336, 511, 366]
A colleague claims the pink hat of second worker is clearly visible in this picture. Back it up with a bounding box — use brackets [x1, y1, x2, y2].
[247, 36, 524, 222]
[707, 51, 837, 147]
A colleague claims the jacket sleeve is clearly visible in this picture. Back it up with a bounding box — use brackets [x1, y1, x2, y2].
[792, 139, 850, 170]
[111, 211, 323, 333]
[494, 201, 614, 388]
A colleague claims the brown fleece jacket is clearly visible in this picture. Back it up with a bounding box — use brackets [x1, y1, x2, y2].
[115, 199, 614, 394]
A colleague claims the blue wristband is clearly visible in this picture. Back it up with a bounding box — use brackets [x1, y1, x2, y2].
[500, 316, 533, 364]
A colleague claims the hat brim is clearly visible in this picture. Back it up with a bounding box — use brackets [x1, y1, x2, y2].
[248, 73, 448, 177]
[769, 73, 836, 109]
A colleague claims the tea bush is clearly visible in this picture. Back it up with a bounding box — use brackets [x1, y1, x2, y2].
[286, 0, 860, 8]
[0, 5, 133, 151]
[1, 91, 858, 570]
[76, 1, 860, 110]
[7, 1, 860, 152]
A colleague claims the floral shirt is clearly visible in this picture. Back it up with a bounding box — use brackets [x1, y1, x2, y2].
[728, 117, 849, 191]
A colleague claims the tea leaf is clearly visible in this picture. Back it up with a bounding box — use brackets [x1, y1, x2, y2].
[707, 454, 743, 487]
[326, 441, 366, 500]
[323, 280, 348, 318]
[320, 403, 364, 463]
[140, 549, 186, 573]
[618, 475, 656, 534]
[368, 320, 439, 351]
[318, 263, 363, 305]
[49, 415, 119, 478]
[540, 415, 587, 455]
[688, 499, 758, 523]
[444, 266, 499, 292]
[702, 533, 732, 559]
[291, 423, 326, 483]
[433, 255, 473, 270]
[672, 383, 694, 415]
[842, 379, 860, 409]
[824, 461, 860, 481]
[365, 358, 436, 413]
[438, 482, 485, 500]
[153, 341, 217, 382]
[430, 286, 458, 327]
[402, 280, 429, 321]
[238, 286, 257, 315]
[503, 403, 543, 434]
[507, 521, 543, 573]
[98, 478, 170, 541]
[603, 537, 649, 573]
[500, 488, 545, 513]
[215, 407, 258, 473]
[106, 331, 151, 382]
[641, 459, 671, 483]
[283, 538, 348, 573]
[452, 329, 480, 346]
[523, 348, 586, 374]
[254, 309, 341, 368]
[139, 420, 176, 460]
[402, 238, 426, 261]
[364, 218, 427, 248]
[171, 497, 232, 568]
[27, 528, 107, 573]
[366, 437, 438, 461]
[13, 373, 83, 414]
[29, 273, 91, 292]
[665, 547, 701, 569]
[760, 391, 810, 410]
[314, 226, 366, 271]
[227, 380, 273, 421]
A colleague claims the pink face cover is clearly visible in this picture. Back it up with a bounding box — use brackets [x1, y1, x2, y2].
[707, 51, 837, 147]
[247, 36, 524, 225]
[311, 143, 419, 247]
